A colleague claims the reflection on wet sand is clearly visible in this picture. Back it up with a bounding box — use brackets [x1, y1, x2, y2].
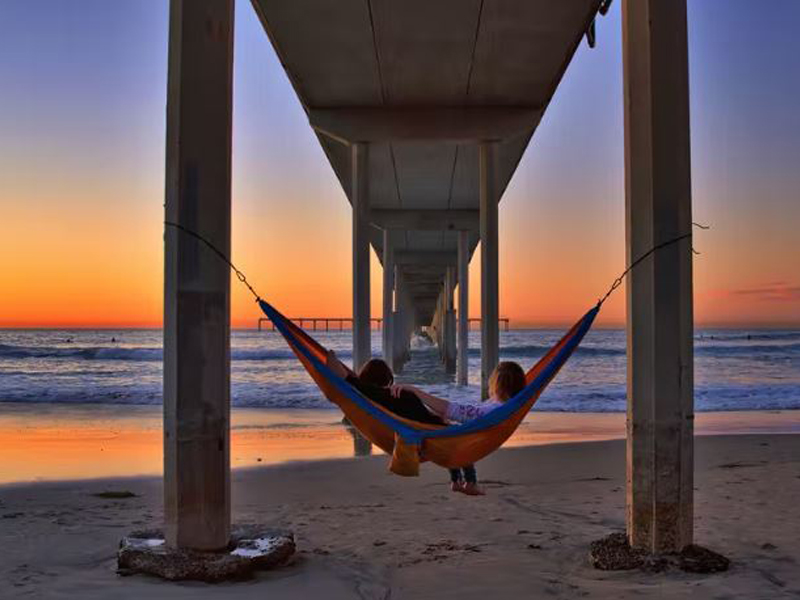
[2, 402, 798, 485]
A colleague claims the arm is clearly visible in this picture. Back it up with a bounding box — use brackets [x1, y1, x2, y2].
[392, 384, 451, 419]
[326, 350, 352, 380]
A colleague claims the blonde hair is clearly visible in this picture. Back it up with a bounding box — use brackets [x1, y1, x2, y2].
[489, 361, 526, 402]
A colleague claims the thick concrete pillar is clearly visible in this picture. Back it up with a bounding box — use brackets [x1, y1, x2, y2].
[479, 142, 499, 398]
[352, 142, 371, 370]
[381, 229, 395, 364]
[623, 0, 694, 553]
[163, 0, 234, 551]
[457, 230, 469, 386]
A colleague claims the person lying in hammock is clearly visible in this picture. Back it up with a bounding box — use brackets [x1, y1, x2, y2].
[391, 361, 527, 496]
[325, 352, 445, 426]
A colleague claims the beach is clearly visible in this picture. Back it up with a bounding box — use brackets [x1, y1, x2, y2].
[2, 327, 800, 597]
[3, 330, 799, 596]
[1, 433, 798, 599]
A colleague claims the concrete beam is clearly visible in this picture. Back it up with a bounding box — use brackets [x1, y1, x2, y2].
[444, 267, 457, 373]
[401, 268, 448, 280]
[381, 229, 395, 364]
[480, 142, 500, 399]
[401, 273, 446, 285]
[623, 0, 694, 553]
[392, 272, 413, 372]
[457, 230, 469, 386]
[352, 142, 371, 370]
[163, 0, 234, 552]
[394, 250, 457, 267]
[310, 107, 542, 144]
[371, 209, 479, 232]
[408, 288, 445, 299]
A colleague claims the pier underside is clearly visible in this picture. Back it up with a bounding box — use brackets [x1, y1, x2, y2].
[161, 0, 696, 561]
[251, 0, 601, 383]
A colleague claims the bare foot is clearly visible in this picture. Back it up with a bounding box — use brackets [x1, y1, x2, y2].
[451, 481, 464, 493]
[461, 482, 486, 496]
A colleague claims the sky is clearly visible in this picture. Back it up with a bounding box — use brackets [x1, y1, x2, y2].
[0, 0, 798, 329]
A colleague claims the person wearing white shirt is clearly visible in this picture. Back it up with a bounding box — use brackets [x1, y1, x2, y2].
[392, 361, 527, 496]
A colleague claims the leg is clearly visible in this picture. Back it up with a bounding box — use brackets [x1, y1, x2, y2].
[449, 468, 464, 492]
[462, 464, 477, 484]
[461, 464, 485, 496]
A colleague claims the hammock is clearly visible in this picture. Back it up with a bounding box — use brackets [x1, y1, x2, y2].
[164, 219, 699, 477]
[258, 299, 599, 476]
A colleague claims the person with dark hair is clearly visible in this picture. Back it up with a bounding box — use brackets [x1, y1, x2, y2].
[356, 358, 394, 388]
[325, 352, 445, 426]
[391, 361, 527, 495]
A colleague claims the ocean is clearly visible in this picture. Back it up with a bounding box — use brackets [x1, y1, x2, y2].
[1, 327, 799, 413]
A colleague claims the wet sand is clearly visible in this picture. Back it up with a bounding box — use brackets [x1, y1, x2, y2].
[1, 433, 799, 598]
[2, 403, 800, 483]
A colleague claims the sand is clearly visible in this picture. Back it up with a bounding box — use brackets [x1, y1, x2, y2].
[1, 434, 799, 599]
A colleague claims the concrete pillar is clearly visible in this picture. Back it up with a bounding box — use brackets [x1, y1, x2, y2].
[163, 0, 234, 551]
[381, 229, 395, 364]
[352, 142, 371, 370]
[436, 290, 445, 360]
[623, 0, 694, 553]
[444, 266, 457, 373]
[392, 269, 407, 372]
[479, 142, 499, 398]
[457, 230, 469, 386]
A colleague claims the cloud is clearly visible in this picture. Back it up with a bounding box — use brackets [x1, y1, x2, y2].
[730, 282, 800, 302]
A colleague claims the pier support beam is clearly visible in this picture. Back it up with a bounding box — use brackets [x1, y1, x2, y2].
[623, 0, 694, 553]
[163, 0, 234, 551]
[382, 229, 395, 364]
[433, 293, 443, 360]
[444, 267, 457, 374]
[457, 230, 469, 386]
[352, 142, 371, 371]
[392, 269, 409, 372]
[479, 142, 499, 398]
[392, 273, 404, 372]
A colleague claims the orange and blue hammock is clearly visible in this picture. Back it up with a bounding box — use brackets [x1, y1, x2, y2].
[259, 300, 598, 476]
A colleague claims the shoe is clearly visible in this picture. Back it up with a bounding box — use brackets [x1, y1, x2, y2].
[461, 482, 486, 496]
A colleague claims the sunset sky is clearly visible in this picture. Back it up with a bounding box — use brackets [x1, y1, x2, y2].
[1, 0, 798, 329]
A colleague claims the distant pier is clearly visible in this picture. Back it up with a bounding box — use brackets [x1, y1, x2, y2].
[257, 317, 510, 332]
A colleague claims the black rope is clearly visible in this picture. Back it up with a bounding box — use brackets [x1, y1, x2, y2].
[164, 221, 262, 302]
[597, 222, 709, 307]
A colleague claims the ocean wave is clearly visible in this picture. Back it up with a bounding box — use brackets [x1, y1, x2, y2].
[696, 331, 800, 342]
[3, 336, 799, 363]
[484, 345, 624, 358]
[695, 342, 800, 356]
[3, 380, 800, 413]
[0, 344, 163, 361]
[0, 343, 352, 362]
[494, 342, 800, 359]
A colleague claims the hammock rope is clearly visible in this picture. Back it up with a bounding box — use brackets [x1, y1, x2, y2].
[164, 221, 262, 302]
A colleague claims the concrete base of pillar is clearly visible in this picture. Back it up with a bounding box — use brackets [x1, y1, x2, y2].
[117, 526, 295, 582]
[589, 533, 729, 574]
